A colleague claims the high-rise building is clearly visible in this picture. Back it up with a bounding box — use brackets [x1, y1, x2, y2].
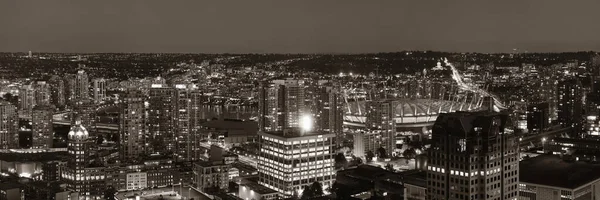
[311, 81, 344, 147]
[61, 120, 106, 200]
[72, 99, 96, 136]
[527, 102, 550, 134]
[365, 99, 397, 157]
[148, 85, 176, 155]
[64, 74, 77, 105]
[75, 70, 89, 100]
[257, 129, 335, 198]
[18, 83, 36, 114]
[32, 105, 54, 149]
[174, 85, 192, 161]
[48, 75, 65, 108]
[92, 78, 106, 104]
[557, 78, 583, 136]
[258, 79, 305, 132]
[119, 90, 147, 160]
[34, 81, 51, 106]
[352, 130, 380, 158]
[427, 111, 519, 200]
[0, 101, 18, 149]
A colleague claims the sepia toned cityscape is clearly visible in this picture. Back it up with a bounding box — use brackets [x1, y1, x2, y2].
[2, 1, 600, 200]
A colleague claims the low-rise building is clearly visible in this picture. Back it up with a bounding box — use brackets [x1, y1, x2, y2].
[519, 155, 600, 200]
[194, 160, 230, 192]
[0, 183, 21, 200]
[238, 182, 278, 200]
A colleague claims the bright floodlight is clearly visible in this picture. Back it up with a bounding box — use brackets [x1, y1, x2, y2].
[300, 114, 313, 132]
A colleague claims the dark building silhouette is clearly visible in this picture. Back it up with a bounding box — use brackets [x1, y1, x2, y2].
[557, 78, 583, 137]
[527, 102, 550, 133]
[427, 111, 519, 200]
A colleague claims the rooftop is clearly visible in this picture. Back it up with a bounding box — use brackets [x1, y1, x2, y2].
[240, 182, 278, 194]
[520, 154, 600, 189]
[259, 129, 335, 140]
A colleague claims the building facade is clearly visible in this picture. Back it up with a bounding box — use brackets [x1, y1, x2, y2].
[32, 105, 54, 149]
[427, 111, 520, 200]
[61, 121, 106, 200]
[365, 100, 398, 157]
[119, 90, 147, 160]
[92, 78, 106, 104]
[258, 129, 335, 198]
[0, 101, 18, 149]
[258, 79, 306, 132]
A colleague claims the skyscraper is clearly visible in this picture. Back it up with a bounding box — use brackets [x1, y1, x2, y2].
[311, 81, 344, 147]
[557, 78, 583, 136]
[61, 120, 106, 199]
[32, 105, 54, 149]
[257, 129, 335, 198]
[427, 111, 519, 200]
[258, 79, 305, 132]
[34, 81, 51, 106]
[64, 74, 77, 105]
[75, 70, 89, 100]
[48, 75, 66, 108]
[0, 101, 18, 149]
[72, 99, 96, 136]
[18, 83, 35, 115]
[119, 90, 147, 160]
[148, 85, 176, 155]
[93, 78, 106, 104]
[365, 99, 397, 157]
[527, 102, 549, 134]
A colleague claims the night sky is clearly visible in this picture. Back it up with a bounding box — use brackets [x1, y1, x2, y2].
[1, 0, 600, 53]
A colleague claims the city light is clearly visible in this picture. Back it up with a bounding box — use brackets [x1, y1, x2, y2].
[300, 114, 313, 132]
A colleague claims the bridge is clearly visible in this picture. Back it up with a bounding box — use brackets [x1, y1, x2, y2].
[20, 112, 118, 130]
[519, 126, 571, 148]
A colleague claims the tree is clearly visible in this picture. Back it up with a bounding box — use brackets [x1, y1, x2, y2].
[403, 148, 416, 159]
[334, 153, 348, 169]
[301, 182, 324, 199]
[384, 163, 395, 172]
[366, 151, 375, 162]
[330, 181, 352, 200]
[377, 147, 387, 159]
[103, 186, 117, 200]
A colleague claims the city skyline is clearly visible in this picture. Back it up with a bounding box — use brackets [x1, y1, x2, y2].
[1, 1, 600, 54]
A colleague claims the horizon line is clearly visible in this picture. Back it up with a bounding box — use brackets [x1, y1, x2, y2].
[1, 50, 599, 55]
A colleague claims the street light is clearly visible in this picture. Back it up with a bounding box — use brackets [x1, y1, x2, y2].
[542, 137, 547, 152]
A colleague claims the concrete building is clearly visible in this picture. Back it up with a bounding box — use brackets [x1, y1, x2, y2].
[257, 129, 335, 198]
[238, 182, 278, 200]
[119, 90, 147, 160]
[427, 111, 520, 200]
[75, 70, 89, 100]
[527, 102, 550, 134]
[48, 75, 66, 108]
[519, 155, 600, 200]
[32, 105, 54, 149]
[71, 99, 96, 136]
[92, 78, 106, 104]
[352, 130, 380, 158]
[258, 79, 306, 132]
[0, 101, 18, 149]
[557, 78, 583, 137]
[365, 99, 398, 156]
[18, 84, 35, 115]
[126, 172, 148, 191]
[60, 120, 106, 199]
[312, 81, 344, 148]
[193, 160, 230, 192]
[0, 183, 22, 200]
[34, 81, 51, 106]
